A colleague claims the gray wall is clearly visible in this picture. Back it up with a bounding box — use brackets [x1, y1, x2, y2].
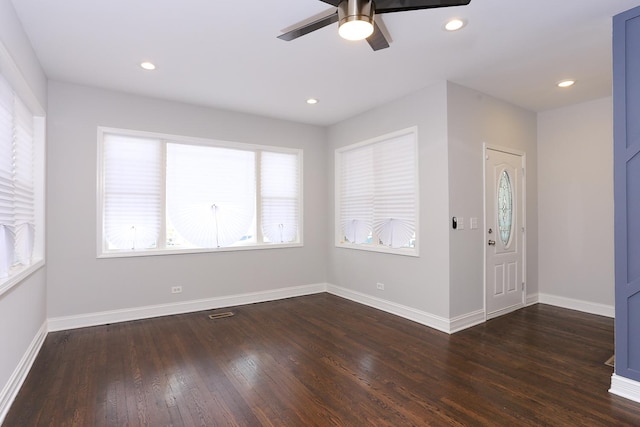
[538, 97, 614, 307]
[46, 81, 328, 318]
[0, 0, 47, 415]
[327, 82, 452, 318]
[326, 81, 539, 321]
[447, 82, 538, 317]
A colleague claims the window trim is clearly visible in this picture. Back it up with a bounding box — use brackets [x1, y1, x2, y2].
[96, 127, 303, 258]
[334, 126, 419, 257]
[0, 114, 46, 296]
[0, 259, 45, 296]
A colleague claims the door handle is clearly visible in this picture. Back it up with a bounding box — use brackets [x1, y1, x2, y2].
[488, 240, 496, 246]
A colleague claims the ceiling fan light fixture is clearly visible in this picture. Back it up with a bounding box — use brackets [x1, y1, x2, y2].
[339, 20, 374, 40]
[338, 0, 375, 41]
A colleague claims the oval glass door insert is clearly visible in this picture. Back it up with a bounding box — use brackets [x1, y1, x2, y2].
[498, 170, 513, 246]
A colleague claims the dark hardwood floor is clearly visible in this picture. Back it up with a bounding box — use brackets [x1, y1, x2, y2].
[5, 293, 640, 426]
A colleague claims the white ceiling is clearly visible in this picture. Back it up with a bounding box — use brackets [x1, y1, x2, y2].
[10, 0, 640, 126]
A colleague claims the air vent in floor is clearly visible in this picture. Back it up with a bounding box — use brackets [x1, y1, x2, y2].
[208, 311, 234, 320]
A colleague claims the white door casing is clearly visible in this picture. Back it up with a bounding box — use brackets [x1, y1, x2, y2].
[484, 146, 526, 319]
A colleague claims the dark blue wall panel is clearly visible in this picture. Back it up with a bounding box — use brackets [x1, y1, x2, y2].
[614, 6, 640, 382]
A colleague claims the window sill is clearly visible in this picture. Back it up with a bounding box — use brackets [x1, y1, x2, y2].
[0, 258, 45, 298]
[335, 243, 419, 257]
[97, 242, 304, 259]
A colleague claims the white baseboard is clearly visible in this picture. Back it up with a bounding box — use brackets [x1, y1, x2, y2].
[449, 309, 485, 333]
[48, 283, 328, 332]
[327, 284, 483, 334]
[45, 287, 615, 337]
[487, 303, 526, 320]
[610, 374, 640, 403]
[49, 282, 488, 335]
[0, 321, 47, 425]
[538, 293, 614, 318]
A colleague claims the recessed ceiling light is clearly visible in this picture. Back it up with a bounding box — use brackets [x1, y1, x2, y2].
[445, 18, 466, 31]
[557, 79, 575, 88]
[140, 61, 156, 70]
[306, 98, 319, 105]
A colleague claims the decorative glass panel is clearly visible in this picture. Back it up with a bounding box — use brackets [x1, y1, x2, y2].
[498, 170, 513, 246]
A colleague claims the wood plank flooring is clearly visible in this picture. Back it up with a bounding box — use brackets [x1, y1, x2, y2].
[5, 294, 640, 426]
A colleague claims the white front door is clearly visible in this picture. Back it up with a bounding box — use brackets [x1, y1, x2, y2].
[485, 147, 525, 319]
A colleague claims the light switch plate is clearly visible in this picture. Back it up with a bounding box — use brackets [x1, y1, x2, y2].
[470, 217, 478, 230]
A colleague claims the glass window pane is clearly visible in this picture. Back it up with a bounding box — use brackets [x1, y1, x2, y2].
[166, 143, 256, 249]
[498, 170, 513, 246]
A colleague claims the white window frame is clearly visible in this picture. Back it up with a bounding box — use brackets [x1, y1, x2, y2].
[97, 127, 303, 258]
[335, 127, 419, 257]
[0, 76, 45, 296]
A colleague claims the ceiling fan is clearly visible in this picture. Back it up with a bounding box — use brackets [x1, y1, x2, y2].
[278, 0, 472, 51]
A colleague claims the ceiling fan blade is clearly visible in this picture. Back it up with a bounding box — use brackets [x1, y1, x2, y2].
[278, 12, 339, 41]
[318, 0, 342, 5]
[375, 0, 471, 14]
[367, 22, 390, 51]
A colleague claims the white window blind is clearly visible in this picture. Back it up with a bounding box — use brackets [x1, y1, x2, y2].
[337, 129, 417, 253]
[0, 73, 36, 278]
[103, 134, 162, 250]
[340, 145, 374, 244]
[99, 129, 302, 256]
[261, 151, 300, 243]
[13, 97, 35, 265]
[372, 134, 416, 248]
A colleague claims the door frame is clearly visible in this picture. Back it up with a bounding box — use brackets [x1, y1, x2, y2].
[483, 143, 527, 320]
